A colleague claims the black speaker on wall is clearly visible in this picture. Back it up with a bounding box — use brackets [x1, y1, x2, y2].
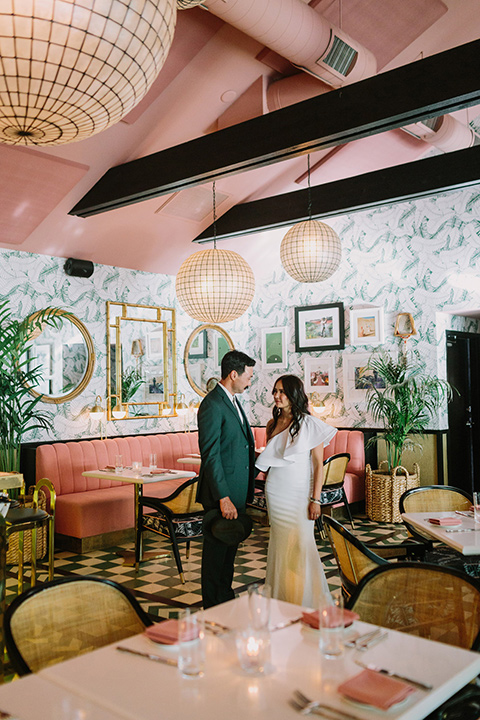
[64, 258, 94, 278]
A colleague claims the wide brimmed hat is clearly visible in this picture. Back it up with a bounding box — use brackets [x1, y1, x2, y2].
[203, 508, 253, 546]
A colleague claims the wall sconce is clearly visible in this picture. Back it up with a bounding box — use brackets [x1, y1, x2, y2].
[309, 393, 328, 417]
[175, 393, 189, 417]
[90, 395, 106, 440]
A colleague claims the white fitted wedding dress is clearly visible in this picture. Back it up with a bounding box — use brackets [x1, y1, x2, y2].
[256, 415, 337, 607]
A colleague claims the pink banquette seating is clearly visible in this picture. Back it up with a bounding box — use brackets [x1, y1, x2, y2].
[35, 428, 365, 550]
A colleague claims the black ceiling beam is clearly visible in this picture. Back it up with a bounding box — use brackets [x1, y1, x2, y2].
[70, 39, 480, 218]
[194, 144, 480, 242]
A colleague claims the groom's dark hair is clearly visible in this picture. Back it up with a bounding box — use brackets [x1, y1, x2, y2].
[221, 350, 255, 379]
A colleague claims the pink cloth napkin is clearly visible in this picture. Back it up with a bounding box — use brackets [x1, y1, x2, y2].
[102, 465, 115, 470]
[301, 608, 359, 629]
[428, 517, 462, 526]
[338, 670, 414, 710]
[148, 468, 169, 475]
[144, 619, 198, 645]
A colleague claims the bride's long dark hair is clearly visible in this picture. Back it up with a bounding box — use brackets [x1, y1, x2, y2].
[271, 374, 310, 440]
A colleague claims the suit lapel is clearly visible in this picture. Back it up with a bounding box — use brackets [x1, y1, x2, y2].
[216, 386, 252, 441]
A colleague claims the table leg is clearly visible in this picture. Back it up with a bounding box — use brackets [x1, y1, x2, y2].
[117, 483, 170, 570]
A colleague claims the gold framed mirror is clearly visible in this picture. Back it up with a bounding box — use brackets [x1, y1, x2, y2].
[26, 309, 95, 404]
[107, 301, 177, 420]
[184, 324, 235, 397]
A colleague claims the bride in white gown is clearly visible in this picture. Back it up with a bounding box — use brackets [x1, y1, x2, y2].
[256, 375, 337, 607]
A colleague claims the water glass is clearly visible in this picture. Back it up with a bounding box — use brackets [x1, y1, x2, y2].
[115, 455, 123, 474]
[149, 453, 157, 472]
[319, 592, 345, 659]
[132, 461, 142, 476]
[236, 628, 271, 675]
[248, 583, 271, 630]
[178, 609, 205, 678]
[473, 492, 480, 524]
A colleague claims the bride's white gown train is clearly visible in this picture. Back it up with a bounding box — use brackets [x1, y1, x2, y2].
[256, 415, 337, 607]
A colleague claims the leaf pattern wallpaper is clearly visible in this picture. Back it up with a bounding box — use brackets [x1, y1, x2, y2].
[1, 183, 479, 443]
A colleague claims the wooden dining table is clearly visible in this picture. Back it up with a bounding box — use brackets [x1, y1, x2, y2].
[82, 468, 196, 570]
[0, 596, 478, 720]
[402, 510, 480, 555]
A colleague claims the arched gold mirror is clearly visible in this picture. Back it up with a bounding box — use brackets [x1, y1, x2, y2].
[26, 309, 95, 404]
[184, 324, 234, 397]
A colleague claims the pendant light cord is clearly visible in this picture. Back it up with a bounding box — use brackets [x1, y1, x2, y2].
[213, 180, 217, 250]
[307, 154, 312, 221]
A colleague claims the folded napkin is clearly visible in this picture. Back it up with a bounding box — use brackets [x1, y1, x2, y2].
[428, 517, 462, 526]
[144, 619, 198, 645]
[148, 468, 169, 474]
[338, 669, 414, 710]
[301, 608, 359, 629]
[102, 465, 115, 471]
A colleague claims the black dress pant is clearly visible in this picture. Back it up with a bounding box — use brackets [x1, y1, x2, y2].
[201, 530, 238, 609]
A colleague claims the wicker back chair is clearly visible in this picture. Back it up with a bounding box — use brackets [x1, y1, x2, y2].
[400, 485, 472, 547]
[141, 476, 204, 583]
[4, 576, 152, 676]
[316, 453, 353, 538]
[348, 562, 480, 650]
[322, 515, 388, 601]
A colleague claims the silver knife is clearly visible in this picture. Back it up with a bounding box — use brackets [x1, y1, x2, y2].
[355, 660, 432, 691]
[204, 619, 231, 634]
[271, 616, 302, 631]
[116, 646, 178, 666]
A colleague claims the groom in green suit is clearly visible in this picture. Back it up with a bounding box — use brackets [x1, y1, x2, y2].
[197, 350, 256, 608]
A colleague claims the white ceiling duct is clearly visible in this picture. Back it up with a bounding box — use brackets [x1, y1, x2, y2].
[203, 0, 377, 88]
[402, 115, 480, 152]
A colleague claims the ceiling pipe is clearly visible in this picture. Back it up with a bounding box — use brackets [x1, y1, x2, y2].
[402, 114, 480, 152]
[202, 0, 377, 87]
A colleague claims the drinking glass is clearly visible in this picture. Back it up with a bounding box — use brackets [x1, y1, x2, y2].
[178, 609, 205, 678]
[149, 453, 157, 472]
[473, 492, 480, 524]
[236, 628, 271, 675]
[248, 583, 271, 630]
[132, 461, 142, 476]
[115, 455, 123, 474]
[319, 592, 345, 659]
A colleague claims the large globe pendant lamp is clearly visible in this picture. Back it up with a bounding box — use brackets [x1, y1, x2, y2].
[0, 0, 177, 146]
[176, 182, 255, 323]
[280, 156, 341, 283]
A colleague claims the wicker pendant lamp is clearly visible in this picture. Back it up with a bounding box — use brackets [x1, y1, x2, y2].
[0, 0, 177, 146]
[280, 156, 341, 283]
[176, 183, 255, 323]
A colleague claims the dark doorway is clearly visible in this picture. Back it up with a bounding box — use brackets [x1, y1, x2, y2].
[446, 330, 480, 494]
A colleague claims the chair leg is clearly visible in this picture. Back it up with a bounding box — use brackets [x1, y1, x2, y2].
[17, 530, 24, 595]
[342, 489, 355, 530]
[186, 540, 190, 560]
[316, 516, 326, 541]
[31, 524, 38, 588]
[48, 516, 55, 581]
[170, 535, 185, 583]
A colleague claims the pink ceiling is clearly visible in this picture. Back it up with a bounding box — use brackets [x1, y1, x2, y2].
[0, 0, 479, 276]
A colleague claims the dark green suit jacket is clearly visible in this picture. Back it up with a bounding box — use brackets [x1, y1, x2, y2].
[196, 383, 255, 509]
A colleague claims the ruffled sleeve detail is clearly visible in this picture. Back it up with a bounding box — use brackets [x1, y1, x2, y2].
[255, 415, 337, 471]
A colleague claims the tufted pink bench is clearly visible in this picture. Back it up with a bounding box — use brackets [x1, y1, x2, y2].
[36, 433, 200, 552]
[252, 428, 365, 503]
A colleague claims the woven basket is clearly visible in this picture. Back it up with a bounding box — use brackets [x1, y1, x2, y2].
[6, 487, 47, 565]
[365, 462, 420, 523]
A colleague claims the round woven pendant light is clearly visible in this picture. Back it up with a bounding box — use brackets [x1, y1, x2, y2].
[176, 247, 255, 323]
[0, 0, 177, 146]
[177, 0, 204, 7]
[280, 219, 342, 282]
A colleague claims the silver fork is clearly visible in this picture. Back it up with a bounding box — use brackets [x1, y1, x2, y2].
[290, 690, 361, 720]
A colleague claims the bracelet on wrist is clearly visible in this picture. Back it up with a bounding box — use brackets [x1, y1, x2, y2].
[309, 497, 321, 505]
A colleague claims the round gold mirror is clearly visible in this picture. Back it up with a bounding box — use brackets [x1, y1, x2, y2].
[26, 309, 95, 404]
[184, 324, 234, 397]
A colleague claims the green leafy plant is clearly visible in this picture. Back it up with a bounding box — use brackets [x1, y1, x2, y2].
[0, 301, 63, 472]
[110, 367, 145, 411]
[366, 348, 453, 472]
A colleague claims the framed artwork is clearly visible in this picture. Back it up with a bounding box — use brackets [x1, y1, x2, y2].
[343, 352, 386, 403]
[350, 307, 384, 345]
[394, 312, 417, 338]
[147, 331, 164, 360]
[261, 327, 287, 370]
[214, 334, 230, 368]
[147, 374, 164, 396]
[304, 356, 335, 394]
[294, 302, 345, 352]
[188, 328, 208, 358]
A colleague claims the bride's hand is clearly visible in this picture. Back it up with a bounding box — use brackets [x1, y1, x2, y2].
[308, 501, 321, 521]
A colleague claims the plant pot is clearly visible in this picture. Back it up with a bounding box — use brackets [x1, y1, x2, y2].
[365, 462, 420, 523]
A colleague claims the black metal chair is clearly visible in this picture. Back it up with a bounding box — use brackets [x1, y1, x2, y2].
[141, 476, 204, 583]
[316, 453, 354, 538]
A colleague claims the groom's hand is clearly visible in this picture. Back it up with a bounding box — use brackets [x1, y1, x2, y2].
[220, 497, 238, 519]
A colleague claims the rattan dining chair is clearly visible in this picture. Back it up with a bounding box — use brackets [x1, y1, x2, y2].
[141, 476, 204, 583]
[4, 575, 152, 676]
[348, 562, 480, 651]
[316, 453, 353, 538]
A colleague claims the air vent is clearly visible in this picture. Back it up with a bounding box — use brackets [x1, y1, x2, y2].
[155, 186, 229, 223]
[319, 34, 358, 76]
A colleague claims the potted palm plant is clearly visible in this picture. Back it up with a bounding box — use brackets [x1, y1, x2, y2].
[365, 347, 452, 522]
[0, 301, 62, 475]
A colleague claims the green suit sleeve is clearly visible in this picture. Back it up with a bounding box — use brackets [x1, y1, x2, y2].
[198, 397, 231, 502]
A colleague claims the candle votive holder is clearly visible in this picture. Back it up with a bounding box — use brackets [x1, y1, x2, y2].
[236, 628, 271, 676]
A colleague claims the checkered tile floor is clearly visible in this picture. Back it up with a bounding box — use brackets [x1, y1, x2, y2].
[4, 509, 411, 621]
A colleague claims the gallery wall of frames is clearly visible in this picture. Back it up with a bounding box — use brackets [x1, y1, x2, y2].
[1, 181, 480, 444]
